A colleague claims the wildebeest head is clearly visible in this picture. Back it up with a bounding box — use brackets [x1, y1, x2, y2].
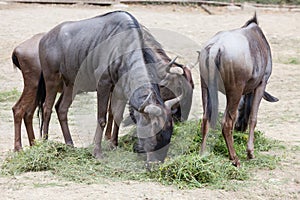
[141, 27, 194, 122]
[159, 58, 194, 122]
[130, 87, 182, 163]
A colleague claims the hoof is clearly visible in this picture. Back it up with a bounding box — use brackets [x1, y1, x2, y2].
[232, 158, 241, 167]
[247, 150, 255, 159]
[14, 146, 22, 152]
[93, 152, 104, 160]
[145, 161, 161, 171]
[66, 142, 74, 147]
[109, 142, 117, 150]
[93, 148, 103, 160]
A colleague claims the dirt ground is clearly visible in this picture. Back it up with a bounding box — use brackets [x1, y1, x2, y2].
[0, 2, 299, 199]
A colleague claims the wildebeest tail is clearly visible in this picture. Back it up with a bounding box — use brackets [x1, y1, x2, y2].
[263, 91, 279, 102]
[36, 72, 46, 138]
[235, 93, 253, 132]
[207, 48, 221, 129]
[235, 90, 278, 132]
[12, 52, 21, 70]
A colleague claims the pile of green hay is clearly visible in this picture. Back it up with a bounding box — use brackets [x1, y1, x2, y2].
[153, 121, 281, 188]
[1, 120, 281, 188]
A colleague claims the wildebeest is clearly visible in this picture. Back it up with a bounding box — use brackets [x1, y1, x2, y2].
[11, 29, 192, 157]
[11, 33, 46, 151]
[38, 11, 183, 163]
[104, 27, 194, 148]
[199, 13, 278, 167]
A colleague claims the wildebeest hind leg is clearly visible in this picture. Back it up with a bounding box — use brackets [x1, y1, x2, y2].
[42, 74, 60, 140]
[24, 111, 36, 146]
[223, 90, 243, 167]
[55, 85, 74, 146]
[247, 82, 266, 159]
[200, 81, 209, 155]
[12, 88, 37, 150]
[110, 99, 126, 149]
[12, 100, 25, 151]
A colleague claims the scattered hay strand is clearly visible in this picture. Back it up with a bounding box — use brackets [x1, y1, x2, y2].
[1, 120, 281, 189]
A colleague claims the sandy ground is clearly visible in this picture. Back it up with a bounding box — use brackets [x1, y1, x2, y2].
[0, 2, 299, 199]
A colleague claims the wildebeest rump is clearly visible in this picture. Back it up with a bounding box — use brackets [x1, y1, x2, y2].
[38, 11, 181, 162]
[11, 33, 46, 151]
[199, 13, 278, 166]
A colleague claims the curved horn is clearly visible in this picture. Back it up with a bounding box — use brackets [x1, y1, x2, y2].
[164, 94, 183, 110]
[166, 56, 178, 72]
[138, 92, 153, 112]
[144, 104, 162, 116]
[169, 56, 178, 65]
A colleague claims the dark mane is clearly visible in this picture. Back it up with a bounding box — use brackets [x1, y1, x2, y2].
[242, 12, 258, 28]
[141, 25, 183, 68]
[94, 11, 140, 28]
[141, 26, 169, 61]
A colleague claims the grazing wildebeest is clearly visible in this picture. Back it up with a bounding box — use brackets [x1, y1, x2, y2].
[11, 29, 192, 156]
[199, 13, 278, 167]
[12, 33, 46, 151]
[104, 26, 194, 148]
[39, 11, 182, 163]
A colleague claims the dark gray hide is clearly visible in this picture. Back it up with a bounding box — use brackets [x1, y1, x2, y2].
[39, 11, 174, 163]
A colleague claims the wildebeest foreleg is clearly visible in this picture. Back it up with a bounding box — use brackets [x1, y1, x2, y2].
[104, 93, 113, 141]
[109, 99, 126, 149]
[222, 90, 243, 167]
[42, 73, 60, 140]
[55, 84, 74, 146]
[93, 83, 112, 159]
[200, 80, 210, 154]
[247, 82, 266, 159]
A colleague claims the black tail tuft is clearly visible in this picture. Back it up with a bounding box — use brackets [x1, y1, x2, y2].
[36, 72, 46, 138]
[263, 91, 279, 102]
[12, 52, 21, 70]
[235, 93, 253, 132]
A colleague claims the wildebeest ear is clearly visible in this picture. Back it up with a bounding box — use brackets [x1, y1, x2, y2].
[144, 104, 162, 116]
[169, 67, 184, 75]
